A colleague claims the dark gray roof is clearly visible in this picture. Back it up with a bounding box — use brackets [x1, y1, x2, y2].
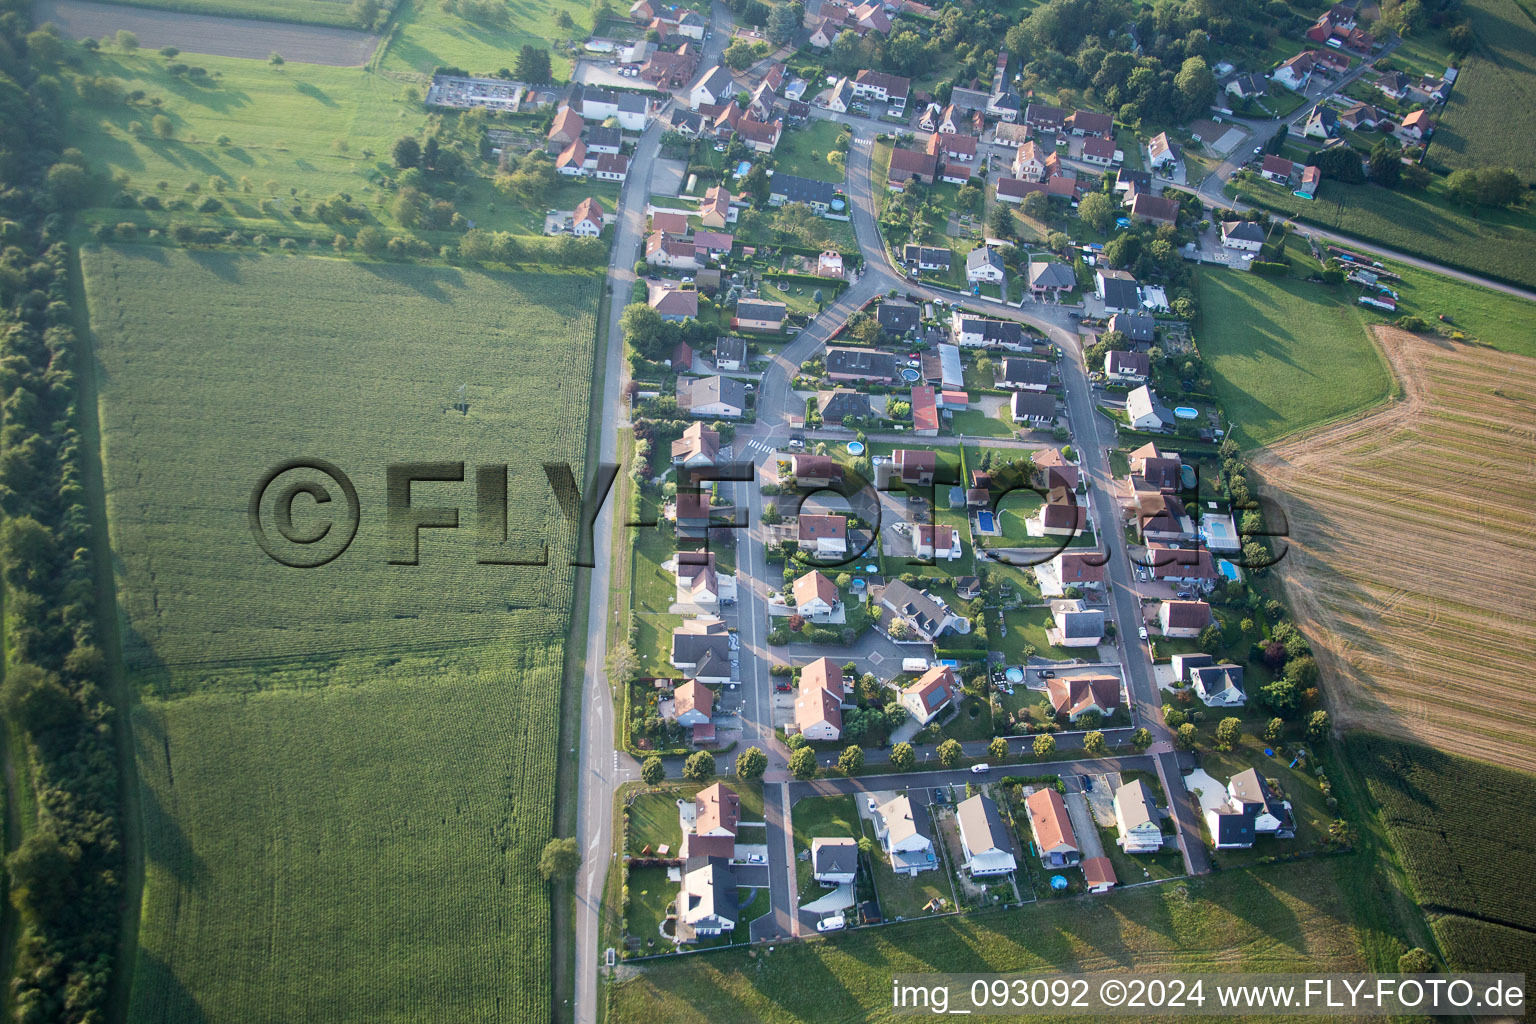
[904, 244, 952, 267]
[694, 65, 735, 100]
[812, 837, 858, 876]
[1229, 768, 1290, 827]
[1211, 806, 1255, 846]
[1222, 220, 1267, 242]
[825, 347, 896, 379]
[735, 299, 785, 321]
[684, 855, 738, 924]
[769, 172, 840, 206]
[715, 336, 747, 362]
[1059, 607, 1105, 639]
[1192, 663, 1246, 699]
[1028, 261, 1076, 289]
[1001, 357, 1051, 387]
[957, 317, 1025, 346]
[1099, 275, 1141, 310]
[819, 389, 871, 421]
[966, 247, 1005, 273]
[877, 300, 920, 334]
[949, 87, 990, 111]
[671, 629, 731, 666]
[880, 579, 952, 636]
[1108, 313, 1155, 343]
[1011, 391, 1056, 420]
[587, 125, 622, 148]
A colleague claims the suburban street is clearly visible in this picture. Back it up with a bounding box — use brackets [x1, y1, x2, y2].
[566, 18, 1513, 1020]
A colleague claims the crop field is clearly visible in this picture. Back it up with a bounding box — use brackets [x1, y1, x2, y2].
[380, 0, 594, 77]
[84, 245, 598, 684]
[1352, 735, 1536, 974]
[1236, 176, 1536, 291]
[129, 646, 563, 1022]
[1428, 0, 1536, 181]
[37, 0, 377, 59]
[84, 246, 597, 1022]
[1253, 329, 1536, 772]
[1196, 269, 1392, 447]
[611, 858, 1368, 1022]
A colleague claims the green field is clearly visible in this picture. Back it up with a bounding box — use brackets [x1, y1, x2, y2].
[89, 0, 367, 27]
[1235, 175, 1536, 291]
[65, 51, 608, 236]
[611, 857, 1371, 1021]
[380, 0, 592, 77]
[1362, 259, 1536, 359]
[83, 246, 598, 1021]
[1428, 0, 1536, 182]
[1196, 269, 1392, 447]
[772, 120, 850, 183]
[1352, 735, 1536, 975]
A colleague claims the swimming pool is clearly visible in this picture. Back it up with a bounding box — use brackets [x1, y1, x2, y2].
[977, 510, 996, 532]
[846, 441, 865, 455]
[1174, 406, 1199, 419]
[1217, 559, 1242, 582]
[1207, 521, 1229, 538]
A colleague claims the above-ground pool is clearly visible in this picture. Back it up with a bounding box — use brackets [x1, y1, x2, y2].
[1005, 667, 1024, 684]
[847, 441, 865, 455]
[1050, 875, 1069, 890]
[1174, 406, 1199, 419]
[736, 161, 751, 177]
[976, 510, 996, 532]
[864, 564, 879, 573]
[901, 367, 921, 382]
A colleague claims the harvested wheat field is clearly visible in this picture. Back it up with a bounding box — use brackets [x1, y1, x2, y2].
[1253, 328, 1536, 772]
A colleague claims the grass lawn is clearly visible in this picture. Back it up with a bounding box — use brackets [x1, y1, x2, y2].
[1194, 736, 1337, 869]
[760, 277, 825, 316]
[948, 406, 1014, 438]
[790, 794, 861, 852]
[1234, 173, 1536, 292]
[633, 500, 677, 616]
[630, 782, 768, 857]
[380, 0, 591, 77]
[625, 865, 677, 954]
[612, 855, 1386, 1021]
[773, 120, 850, 182]
[998, 606, 1054, 662]
[1360, 258, 1536, 360]
[938, 695, 994, 742]
[1197, 267, 1392, 447]
[870, 853, 955, 920]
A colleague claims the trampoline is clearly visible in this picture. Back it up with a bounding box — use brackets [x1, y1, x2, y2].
[976, 510, 996, 532]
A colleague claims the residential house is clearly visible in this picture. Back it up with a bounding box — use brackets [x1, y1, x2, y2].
[736, 116, 783, 154]
[1065, 109, 1113, 138]
[814, 389, 870, 431]
[1339, 101, 1381, 130]
[1398, 108, 1432, 141]
[1224, 72, 1268, 99]
[650, 285, 699, 321]
[795, 657, 846, 740]
[1010, 390, 1056, 426]
[672, 423, 719, 467]
[1082, 856, 1117, 893]
[585, 125, 621, 154]
[798, 514, 848, 557]
[825, 346, 897, 383]
[692, 230, 733, 259]
[1104, 349, 1151, 383]
[914, 523, 961, 561]
[651, 210, 689, 234]
[572, 197, 606, 237]
[881, 581, 968, 642]
[1052, 550, 1106, 590]
[1109, 312, 1155, 346]
[966, 246, 1006, 284]
[811, 837, 858, 885]
[812, 251, 843, 280]
[1126, 385, 1168, 430]
[1296, 103, 1339, 141]
[1095, 269, 1141, 314]
[1114, 779, 1164, 853]
[874, 794, 937, 875]
[877, 300, 921, 337]
[647, 231, 701, 270]
[690, 65, 736, 109]
[910, 384, 940, 436]
[1260, 154, 1294, 183]
[790, 453, 843, 488]
[890, 448, 937, 485]
[700, 185, 733, 227]
[674, 550, 736, 607]
[678, 856, 736, 937]
[1172, 652, 1214, 682]
[714, 336, 747, 372]
[670, 617, 732, 683]
[1207, 768, 1294, 849]
[1080, 136, 1121, 167]
[1147, 543, 1221, 589]
[1027, 261, 1076, 298]
[1221, 220, 1266, 251]
[676, 375, 747, 418]
[1025, 102, 1066, 130]
[556, 139, 590, 176]
[852, 69, 910, 112]
[734, 299, 787, 332]
[1159, 599, 1212, 638]
[824, 76, 856, 114]
[903, 245, 952, 272]
[887, 146, 939, 188]
[1114, 167, 1151, 196]
[594, 151, 630, 181]
[1139, 493, 1193, 544]
[1025, 787, 1080, 867]
[767, 173, 841, 215]
[956, 794, 1017, 877]
[900, 665, 958, 724]
[1129, 192, 1180, 227]
[927, 132, 977, 161]
[1013, 141, 1048, 182]
[1273, 52, 1317, 92]
[792, 570, 841, 619]
[1191, 663, 1247, 706]
[994, 176, 1046, 204]
[1046, 674, 1122, 722]
[641, 46, 699, 88]
[850, 1, 891, 35]
[673, 679, 715, 727]
[1146, 132, 1181, 173]
[949, 86, 991, 119]
[1375, 70, 1412, 101]
[998, 357, 1051, 391]
[951, 314, 1027, 349]
[547, 106, 584, 149]
[1048, 599, 1105, 647]
[1295, 165, 1321, 199]
[1033, 447, 1080, 490]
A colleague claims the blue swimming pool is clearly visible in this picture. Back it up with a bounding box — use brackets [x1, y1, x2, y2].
[977, 510, 996, 532]
[1207, 521, 1229, 538]
[1217, 559, 1241, 581]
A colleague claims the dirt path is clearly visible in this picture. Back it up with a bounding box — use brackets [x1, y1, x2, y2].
[1253, 327, 1536, 772]
[34, 0, 381, 66]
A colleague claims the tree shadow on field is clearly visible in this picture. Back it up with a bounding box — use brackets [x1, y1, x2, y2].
[186, 249, 243, 283]
[293, 80, 338, 107]
[355, 259, 463, 301]
[132, 709, 212, 890]
[128, 949, 211, 1024]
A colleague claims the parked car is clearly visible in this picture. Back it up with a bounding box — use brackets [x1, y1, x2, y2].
[816, 915, 846, 932]
[970, 763, 991, 774]
[1040, 669, 1056, 678]
[1138, 626, 1149, 640]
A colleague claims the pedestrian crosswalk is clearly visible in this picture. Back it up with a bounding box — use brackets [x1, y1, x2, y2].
[743, 438, 776, 455]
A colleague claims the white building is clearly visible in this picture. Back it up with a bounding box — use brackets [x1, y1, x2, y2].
[1126, 385, 1165, 430]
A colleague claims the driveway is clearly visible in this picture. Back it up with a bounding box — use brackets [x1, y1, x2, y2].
[1062, 782, 1106, 861]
